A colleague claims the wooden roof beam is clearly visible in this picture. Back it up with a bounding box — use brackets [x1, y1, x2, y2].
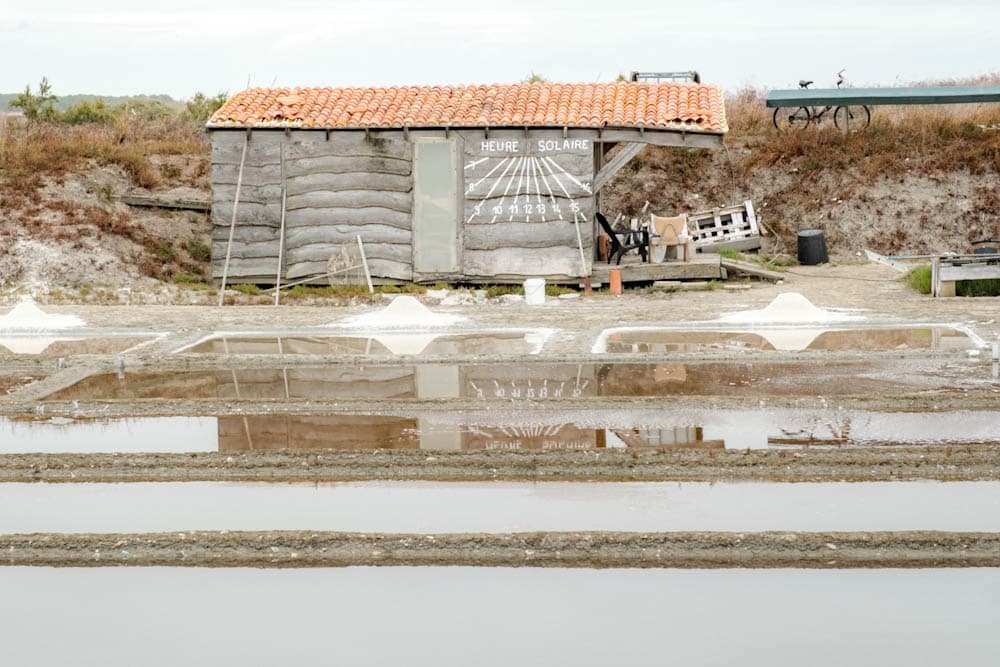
[593, 142, 646, 194]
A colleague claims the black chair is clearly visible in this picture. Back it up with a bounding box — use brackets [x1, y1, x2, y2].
[596, 212, 648, 264]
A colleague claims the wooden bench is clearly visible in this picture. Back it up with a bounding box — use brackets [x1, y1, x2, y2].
[931, 254, 1000, 297]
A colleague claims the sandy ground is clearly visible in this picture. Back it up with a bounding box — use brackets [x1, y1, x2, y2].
[3, 263, 997, 340]
[4, 530, 999, 569]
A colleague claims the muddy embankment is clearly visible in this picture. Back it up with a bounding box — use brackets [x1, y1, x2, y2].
[4, 531, 999, 569]
[3, 447, 999, 483]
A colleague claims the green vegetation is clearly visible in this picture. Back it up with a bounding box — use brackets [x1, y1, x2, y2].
[902, 265, 932, 294]
[545, 284, 577, 296]
[3, 78, 224, 128]
[185, 239, 211, 263]
[8, 77, 59, 121]
[484, 285, 521, 298]
[173, 272, 205, 284]
[231, 283, 262, 295]
[957, 279, 1000, 297]
[182, 92, 228, 122]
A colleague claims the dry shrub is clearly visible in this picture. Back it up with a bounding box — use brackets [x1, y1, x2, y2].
[0, 119, 207, 196]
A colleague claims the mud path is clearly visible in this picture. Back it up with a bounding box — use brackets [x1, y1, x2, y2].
[4, 446, 999, 483]
[4, 530, 998, 569]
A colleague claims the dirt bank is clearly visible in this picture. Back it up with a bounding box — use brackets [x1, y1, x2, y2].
[4, 446, 999, 483]
[4, 530, 998, 569]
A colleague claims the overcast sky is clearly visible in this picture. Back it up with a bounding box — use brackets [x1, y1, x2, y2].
[2, 1, 997, 99]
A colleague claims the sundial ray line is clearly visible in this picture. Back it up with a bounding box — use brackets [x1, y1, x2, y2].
[464, 157, 489, 171]
[466, 157, 516, 224]
[525, 158, 539, 222]
[509, 156, 528, 222]
[467, 156, 511, 192]
[531, 158, 544, 206]
[535, 157, 560, 208]
[538, 156, 573, 199]
[542, 156, 592, 194]
[491, 157, 525, 224]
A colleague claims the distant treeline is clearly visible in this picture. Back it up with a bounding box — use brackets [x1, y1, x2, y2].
[1, 93, 180, 112]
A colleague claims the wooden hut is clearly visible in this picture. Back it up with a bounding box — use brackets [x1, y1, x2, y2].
[206, 81, 727, 285]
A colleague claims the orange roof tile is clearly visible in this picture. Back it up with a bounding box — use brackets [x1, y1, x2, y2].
[208, 82, 727, 134]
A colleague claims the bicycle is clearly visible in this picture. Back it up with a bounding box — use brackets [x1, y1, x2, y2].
[773, 75, 871, 132]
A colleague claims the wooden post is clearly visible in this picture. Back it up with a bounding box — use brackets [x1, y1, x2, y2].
[218, 132, 249, 306]
[274, 143, 287, 306]
[573, 212, 588, 279]
[357, 235, 374, 294]
[610, 269, 623, 296]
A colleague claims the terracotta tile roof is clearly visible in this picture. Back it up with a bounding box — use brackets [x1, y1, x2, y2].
[208, 82, 727, 134]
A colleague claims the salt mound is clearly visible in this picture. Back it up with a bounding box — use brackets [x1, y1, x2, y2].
[336, 296, 465, 329]
[718, 292, 861, 325]
[0, 297, 85, 332]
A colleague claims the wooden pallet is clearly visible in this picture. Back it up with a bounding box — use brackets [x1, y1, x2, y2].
[688, 200, 761, 252]
[931, 254, 1000, 297]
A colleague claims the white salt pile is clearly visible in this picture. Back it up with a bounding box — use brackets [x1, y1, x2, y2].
[718, 292, 862, 325]
[0, 297, 85, 332]
[333, 295, 466, 329]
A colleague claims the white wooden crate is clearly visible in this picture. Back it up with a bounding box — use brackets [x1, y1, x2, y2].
[688, 200, 760, 250]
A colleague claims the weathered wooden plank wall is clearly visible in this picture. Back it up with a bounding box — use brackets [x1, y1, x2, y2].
[211, 131, 414, 282]
[461, 131, 594, 278]
[210, 128, 598, 283]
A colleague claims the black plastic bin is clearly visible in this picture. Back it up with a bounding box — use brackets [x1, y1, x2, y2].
[797, 229, 828, 265]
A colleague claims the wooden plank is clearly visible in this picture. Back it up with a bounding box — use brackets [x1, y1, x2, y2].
[720, 257, 783, 282]
[697, 237, 763, 254]
[592, 142, 645, 193]
[284, 172, 411, 196]
[286, 190, 411, 213]
[116, 194, 211, 212]
[285, 257, 412, 281]
[284, 155, 411, 178]
[766, 86, 1000, 108]
[285, 242, 411, 265]
[463, 221, 587, 250]
[211, 163, 282, 186]
[463, 247, 590, 278]
[939, 263, 1000, 281]
[284, 224, 411, 247]
[284, 207, 411, 230]
[285, 136, 411, 161]
[591, 256, 722, 283]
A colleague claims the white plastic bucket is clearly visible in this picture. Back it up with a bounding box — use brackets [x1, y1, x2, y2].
[523, 278, 546, 305]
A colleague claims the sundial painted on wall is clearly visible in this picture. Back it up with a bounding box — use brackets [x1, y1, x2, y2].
[463, 138, 593, 226]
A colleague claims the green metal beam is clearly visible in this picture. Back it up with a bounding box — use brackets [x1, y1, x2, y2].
[766, 86, 1000, 108]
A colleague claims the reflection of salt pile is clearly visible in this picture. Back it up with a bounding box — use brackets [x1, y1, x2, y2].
[335, 296, 466, 329]
[718, 292, 863, 352]
[719, 293, 860, 325]
[0, 297, 85, 354]
[371, 334, 439, 356]
[331, 296, 465, 354]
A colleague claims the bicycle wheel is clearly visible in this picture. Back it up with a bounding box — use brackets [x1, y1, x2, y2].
[833, 105, 871, 132]
[773, 106, 812, 131]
